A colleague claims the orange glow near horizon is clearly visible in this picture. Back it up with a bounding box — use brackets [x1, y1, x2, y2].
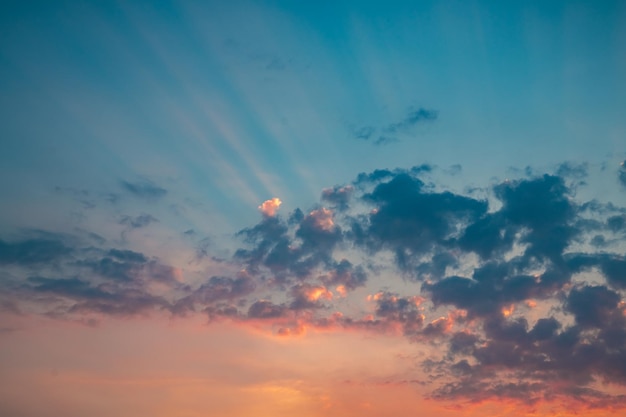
[1, 313, 626, 417]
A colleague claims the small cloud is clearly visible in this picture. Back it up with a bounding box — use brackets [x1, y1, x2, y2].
[374, 135, 399, 146]
[258, 198, 282, 218]
[445, 164, 462, 176]
[307, 208, 335, 231]
[247, 300, 287, 319]
[321, 185, 353, 210]
[353, 107, 438, 146]
[120, 180, 167, 199]
[354, 126, 375, 141]
[384, 108, 438, 134]
[556, 161, 588, 179]
[619, 160, 626, 188]
[119, 213, 158, 229]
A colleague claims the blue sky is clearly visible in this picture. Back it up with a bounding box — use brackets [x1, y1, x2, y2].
[2, 0, 625, 236]
[1, 1, 626, 416]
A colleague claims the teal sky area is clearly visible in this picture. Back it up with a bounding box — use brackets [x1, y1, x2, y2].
[2, 0, 625, 237]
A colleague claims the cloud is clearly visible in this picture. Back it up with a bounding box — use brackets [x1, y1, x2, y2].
[0, 236, 72, 266]
[77, 248, 150, 282]
[319, 259, 367, 290]
[321, 185, 354, 210]
[354, 126, 375, 141]
[289, 283, 333, 310]
[119, 213, 158, 229]
[25, 275, 171, 316]
[247, 300, 288, 319]
[384, 108, 438, 133]
[353, 107, 438, 145]
[556, 161, 589, 179]
[173, 273, 256, 316]
[235, 205, 342, 280]
[258, 197, 282, 217]
[4, 161, 626, 409]
[369, 291, 426, 336]
[566, 285, 621, 328]
[358, 172, 487, 269]
[120, 179, 167, 199]
[0, 234, 185, 318]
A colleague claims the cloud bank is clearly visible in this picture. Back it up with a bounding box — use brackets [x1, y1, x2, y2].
[2, 163, 626, 409]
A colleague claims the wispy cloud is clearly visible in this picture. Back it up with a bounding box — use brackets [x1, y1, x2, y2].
[120, 180, 167, 200]
[353, 107, 438, 146]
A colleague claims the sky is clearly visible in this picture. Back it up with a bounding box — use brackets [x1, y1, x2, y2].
[1, 1, 626, 416]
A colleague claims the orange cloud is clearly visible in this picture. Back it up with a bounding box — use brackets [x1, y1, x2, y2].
[305, 286, 333, 302]
[258, 197, 282, 217]
[309, 208, 335, 231]
[501, 304, 515, 317]
[335, 285, 347, 298]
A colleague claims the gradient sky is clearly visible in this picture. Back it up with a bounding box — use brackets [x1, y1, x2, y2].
[1, 1, 626, 416]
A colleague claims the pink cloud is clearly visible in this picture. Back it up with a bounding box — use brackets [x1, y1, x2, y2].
[258, 198, 282, 217]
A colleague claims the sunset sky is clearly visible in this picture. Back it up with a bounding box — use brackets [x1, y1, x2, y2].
[1, 1, 626, 416]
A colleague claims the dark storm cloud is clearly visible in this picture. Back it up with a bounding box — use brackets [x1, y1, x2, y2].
[120, 179, 167, 199]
